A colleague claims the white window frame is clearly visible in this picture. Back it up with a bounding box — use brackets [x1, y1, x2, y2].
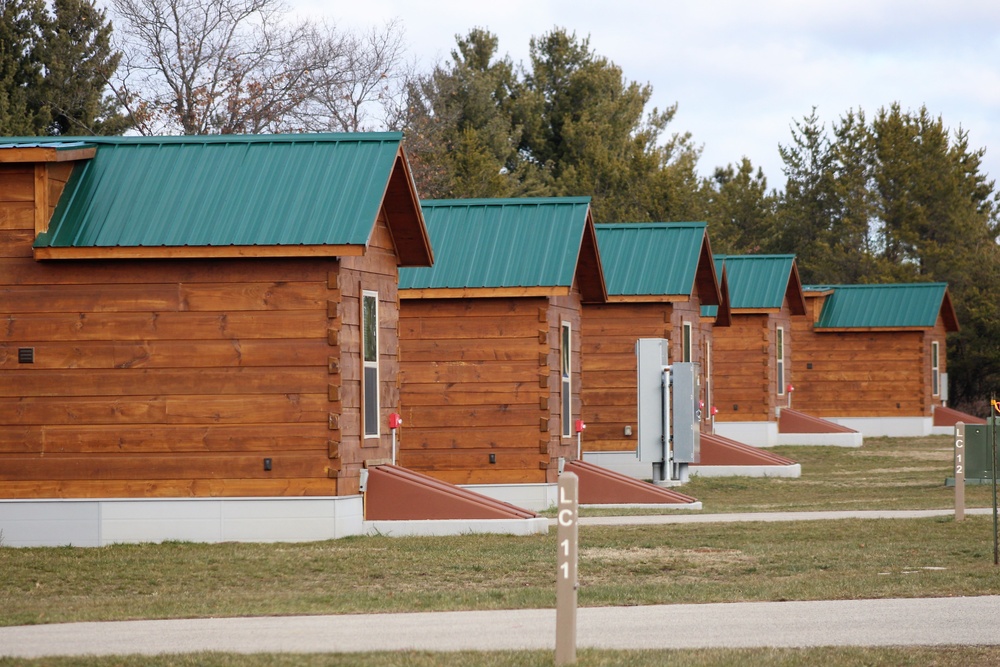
[561, 321, 572, 439]
[931, 341, 940, 397]
[362, 290, 380, 439]
[704, 339, 712, 423]
[682, 321, 692, 363]
[776, 326, 786, 396]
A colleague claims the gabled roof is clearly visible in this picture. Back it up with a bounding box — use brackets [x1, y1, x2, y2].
[594, 222, 721, 305]
[808, 283, 959, 331]
[712, 254, 806, 315]
[1, 133, 431, 264]
[700, 256, 732, 325]
[399, 197, 606, 302]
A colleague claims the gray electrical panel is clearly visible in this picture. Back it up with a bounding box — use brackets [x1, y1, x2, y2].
[636, 338, 668, 465]
[670, 362, 701, 464]
[636, 339, 702, 483]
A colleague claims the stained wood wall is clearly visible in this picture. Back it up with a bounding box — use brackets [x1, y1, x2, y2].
[791, 295, 947, 418]
[0, 161, 400, 498]
[712, 307, 794, 423]
[580, 298, 708, 452]
[398, 292, 582, 485]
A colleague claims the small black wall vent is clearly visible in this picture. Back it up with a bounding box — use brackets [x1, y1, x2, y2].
[18, 348, 34, 364]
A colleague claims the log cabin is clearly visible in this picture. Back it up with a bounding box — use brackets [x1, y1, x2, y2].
[580, 222, 722, 477]
[709, 254, 807, 447]
[0, 133, 433, 545]
[792, 283, 959, 436]
[397, 197, 607, 489]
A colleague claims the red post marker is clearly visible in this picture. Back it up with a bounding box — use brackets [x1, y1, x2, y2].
[389, 413, 402, 465]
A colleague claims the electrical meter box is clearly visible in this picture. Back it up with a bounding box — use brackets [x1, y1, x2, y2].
[636, 338, 668, 465]
[636, 340, 702, 482]
[964, 418, 999, 482]
[671, 362, 701, 464]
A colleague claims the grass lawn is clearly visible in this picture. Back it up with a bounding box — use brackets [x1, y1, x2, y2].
[3, 434, 999, 665]
[4, 646, 1000, 666]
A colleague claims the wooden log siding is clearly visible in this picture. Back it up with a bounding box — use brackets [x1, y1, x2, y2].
[335, 213, 401, 494]
[712, 305, 794, 423]
[791, 308, 949, 418]
[0, 163, 402, 499]
[398, 290, 583, 485]
[580, 298, 709, 452]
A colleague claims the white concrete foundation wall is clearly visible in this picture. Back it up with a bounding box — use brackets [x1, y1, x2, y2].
[458, 483, 559, 512]
[713, 421, 779, 448]
[932, 425, 962, 436]
[776, 432, 864, 447]
[364, 517, 549, 537]
[580, 451, 652, 480]
[0, 497, 364, 548]
[827, 416, 933, 438]
[690, 463, 802, 478]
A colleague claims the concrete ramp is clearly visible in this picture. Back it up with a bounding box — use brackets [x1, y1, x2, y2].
[690, 432, 801, 478]
[933, 406, 986, 427]
[364, 465, 537, 520]
[777, 409, 863, 447]
[564, 460, 701, 508]
[699, 433, 796, 466]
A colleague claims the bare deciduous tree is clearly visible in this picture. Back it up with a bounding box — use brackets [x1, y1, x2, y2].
[293, 20, 414, 133]
[108, 0, 411, 135]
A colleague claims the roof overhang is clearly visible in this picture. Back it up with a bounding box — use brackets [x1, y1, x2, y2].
[576, 208, 608, 303]
[786, 261, 807, 316]
[694, 232, 722, 307]
[712, 263, 732, 326]
[0, 145, 96, 163]
[381, 146, 433, 267]
[940, 288, 960, 333]
[34, 244, 366, 260]
[400, 286, 568, 299]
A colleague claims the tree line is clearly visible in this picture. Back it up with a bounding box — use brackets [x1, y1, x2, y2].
[2, 0, 997, 412]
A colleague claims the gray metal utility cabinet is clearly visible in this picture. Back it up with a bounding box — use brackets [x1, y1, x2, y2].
[636, 338, 701, 484]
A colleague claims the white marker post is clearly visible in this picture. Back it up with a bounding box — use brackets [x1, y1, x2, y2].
[556, 471, 579, 665]
[955, 422, 965, 522]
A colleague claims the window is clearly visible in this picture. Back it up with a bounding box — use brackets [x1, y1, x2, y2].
[931, 341, 940, 396]
[776, 327, 785, 396]
[362, 291, 379, 438]
[561, 322, 572, 438]
[682, 322, 692, 362]
[704, 340, 712, 423]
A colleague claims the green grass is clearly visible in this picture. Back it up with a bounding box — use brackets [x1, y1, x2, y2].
[5, 646, 1000, 667]
[566, 434, 990, 516]
[4, 513, 1000, 626]
[3, 434, 999, 665]
[685, 435, 991, 513]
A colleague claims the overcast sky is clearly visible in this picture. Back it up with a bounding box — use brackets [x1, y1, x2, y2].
[294, 0, 1000, 191]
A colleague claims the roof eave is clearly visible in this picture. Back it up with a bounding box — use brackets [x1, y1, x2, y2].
[33, 244, 366, 260]
[693, 231, 722, 306]
[577, 207, 608, 303]
[786, 260, 808, 316]
[0, 146, 96, 163]
[380, 147, 433, 267]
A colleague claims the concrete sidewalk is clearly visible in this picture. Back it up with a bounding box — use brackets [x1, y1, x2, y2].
[2, 596, 999, 658]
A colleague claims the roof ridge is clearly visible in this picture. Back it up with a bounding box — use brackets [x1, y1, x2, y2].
[1, 132, 402, 145]
[594, 221, 707, 228]
[420, 196, 591, 207]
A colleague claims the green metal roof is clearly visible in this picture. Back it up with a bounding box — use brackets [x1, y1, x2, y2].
[716, 254, 797, 309]
[5, 133, 405, 249]
[399, 197, 592, 290]
[811, 283, 955, 329]
[594, 222, 706, 296]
